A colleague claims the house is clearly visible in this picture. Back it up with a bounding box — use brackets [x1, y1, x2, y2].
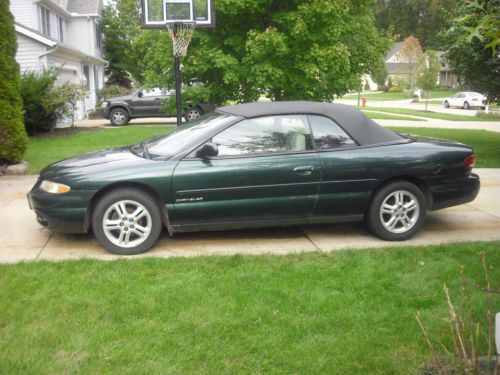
[11, 0, 107, 120]
[384, 42, 457, 87]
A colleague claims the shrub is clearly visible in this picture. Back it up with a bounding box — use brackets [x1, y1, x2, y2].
[389, 86, 404, 93]
[97, 84, 133, 105]
[20, 70, 70, 135]
[0, 0, 28, 163]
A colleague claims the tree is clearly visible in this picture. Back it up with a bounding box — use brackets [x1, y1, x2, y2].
[130, 0, 391, 104]
[370, 56, 389, 87]
[101, 0, 141, 87]
[0, 0, 28, 163]
[443, 0, 500, 102]
[416, 51, 441, 110]
[398, 35, 423, 89]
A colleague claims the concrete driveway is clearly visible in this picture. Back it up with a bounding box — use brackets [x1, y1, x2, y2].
[1, 169, 499, 263]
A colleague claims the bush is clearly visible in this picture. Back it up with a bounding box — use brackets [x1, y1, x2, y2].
[378, 85, 389, 92]
[20, 70, 70, 135]
[389, 86, 404, 92]
[0, 0, 28, 163]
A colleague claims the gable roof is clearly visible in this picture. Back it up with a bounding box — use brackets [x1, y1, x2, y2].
[384, 42, 404, 62]
[217, 101, 404, 146]
[67, 0, 100, 14]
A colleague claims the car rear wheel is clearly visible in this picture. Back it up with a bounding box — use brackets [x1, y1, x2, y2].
[444, 100, 450, 108]
[463, 101, 470, 110]
[92, 188, 163, 255]
[367, 181, 426, 241]
[109, 108, 130, 126]
[185, 107, 202, 122]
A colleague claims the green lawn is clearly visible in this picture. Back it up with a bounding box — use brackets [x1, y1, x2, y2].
[363, 111, 423, 121]
[365, 107, 500, 121]
[25, 126, 173, 173]
[0, 242, 498, 374]
[341, 88, 458, 102]
[392, 127, 500, 168]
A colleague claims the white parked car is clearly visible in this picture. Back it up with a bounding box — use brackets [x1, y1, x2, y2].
[444, 92, 487, 110]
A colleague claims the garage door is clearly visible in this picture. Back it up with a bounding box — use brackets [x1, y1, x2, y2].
[57, 69, 77, 84]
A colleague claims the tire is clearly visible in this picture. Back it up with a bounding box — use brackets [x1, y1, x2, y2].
[366, 181, 426, 241]
[91, 188, 163, 255]
[185, 107, 202, 122]
[463, 101, 470, 110]
[444, 101, 450, 108]
[109, 108, 130, 126]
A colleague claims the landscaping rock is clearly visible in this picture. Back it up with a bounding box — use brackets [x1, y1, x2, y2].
[5, 161, 28, 175]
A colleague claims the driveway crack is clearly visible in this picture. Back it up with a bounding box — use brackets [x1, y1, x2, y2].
[35, 232, 53, 261]
[300, 227, 322, 252]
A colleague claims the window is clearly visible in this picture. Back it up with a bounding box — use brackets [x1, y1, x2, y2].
[212, 115, 313, 156]
[308, 115, 356, 149]
[141, 88, 163, 97]
[82, 65, 90, 90]
[39, 6, 51, 37]
[95, 21, 102, 49]
[57, 16, 64, 41]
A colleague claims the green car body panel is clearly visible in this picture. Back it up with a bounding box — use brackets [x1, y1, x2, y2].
[28, 102, 480, 237]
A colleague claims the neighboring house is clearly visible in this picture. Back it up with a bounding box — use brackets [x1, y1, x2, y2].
[11, 0, 107, 120]
[384, 42, 458, 88]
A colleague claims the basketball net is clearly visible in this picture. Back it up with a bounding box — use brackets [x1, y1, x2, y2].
[167, 22, 196, 57]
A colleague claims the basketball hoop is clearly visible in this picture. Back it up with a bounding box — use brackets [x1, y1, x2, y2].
[167, 22, 196, 57]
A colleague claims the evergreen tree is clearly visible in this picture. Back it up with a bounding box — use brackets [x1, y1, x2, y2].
[0, 0, 28, 163]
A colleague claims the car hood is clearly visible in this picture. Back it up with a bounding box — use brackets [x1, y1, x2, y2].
[40, 147, 151, 187]
[108, 94, 133, 102]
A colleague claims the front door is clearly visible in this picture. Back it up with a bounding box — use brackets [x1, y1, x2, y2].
[170, 115, 322, 227]
[131, 88, 164, 116]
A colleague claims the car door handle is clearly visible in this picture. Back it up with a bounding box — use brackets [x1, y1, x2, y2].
[293, 166, 315, 175]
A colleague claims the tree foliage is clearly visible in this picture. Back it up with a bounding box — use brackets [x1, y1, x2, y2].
[398, 35, 423, 89]
[372, 0, 458, 49]
[105, 0, 390, 104]
[443, 0, 500, 102]
[0, 0, 28, 163]
[416, 50, 441, 110]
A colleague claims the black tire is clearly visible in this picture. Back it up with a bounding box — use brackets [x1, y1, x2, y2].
[92, 188, 163, 255]
[109, 108, 130, 126]
[463, 101, 470, 110]
[444, 100, 450, 108]
[366, 181, 427, 241]
[185, 107, 202, 122]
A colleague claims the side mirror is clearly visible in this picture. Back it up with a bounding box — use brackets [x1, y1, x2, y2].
[196, 143, 218, 159]
[137, 91, 143, 98]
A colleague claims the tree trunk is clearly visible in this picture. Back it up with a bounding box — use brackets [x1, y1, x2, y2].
[274, 88, 282, 102]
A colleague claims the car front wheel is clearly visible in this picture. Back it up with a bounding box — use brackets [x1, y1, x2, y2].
[367, 181, 426, 241]
[185, 107, 202, 122]
[109, 108, 130, 126]
[92, 188, 163, 255]
[444, 101, 450, 108]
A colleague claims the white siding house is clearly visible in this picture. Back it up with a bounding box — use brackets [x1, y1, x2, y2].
[11, 0, 107, 120]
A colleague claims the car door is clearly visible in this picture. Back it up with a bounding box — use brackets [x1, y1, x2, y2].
[308, 115, 378, 217]
[170, 115, 322, 227]
[131, 88, 163, 116]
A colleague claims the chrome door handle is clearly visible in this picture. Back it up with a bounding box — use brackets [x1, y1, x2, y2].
[293, 166, 314, 175]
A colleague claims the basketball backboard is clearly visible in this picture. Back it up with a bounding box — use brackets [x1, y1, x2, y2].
[140, 0, 214, 28]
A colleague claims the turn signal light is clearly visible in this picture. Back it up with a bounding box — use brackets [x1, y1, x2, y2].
[464, 154, 476, 168]
[40, 180, 71, 194]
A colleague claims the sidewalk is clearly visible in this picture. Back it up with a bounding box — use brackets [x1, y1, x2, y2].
[1, 169, 499, 263]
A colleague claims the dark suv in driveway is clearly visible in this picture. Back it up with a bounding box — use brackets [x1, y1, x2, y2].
[101, 88, 216, 126]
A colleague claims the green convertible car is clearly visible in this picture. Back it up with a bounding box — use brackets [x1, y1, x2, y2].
[28, 102, 480, 255]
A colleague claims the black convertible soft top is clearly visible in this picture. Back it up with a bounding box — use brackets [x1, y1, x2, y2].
[217, 101, 404, 146]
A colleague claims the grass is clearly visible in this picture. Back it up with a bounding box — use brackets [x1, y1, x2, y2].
[25, 126, 173, 173]
[365, 107, 500, 121]
[0, 242, 498, 374]
[341, 88, 459, 101]
[392, 127, 500, 167]
[363, 111, 424, 121]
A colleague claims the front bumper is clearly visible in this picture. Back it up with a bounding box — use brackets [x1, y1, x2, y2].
[430, 173, 480, 211]
[27, 180, 96, 234]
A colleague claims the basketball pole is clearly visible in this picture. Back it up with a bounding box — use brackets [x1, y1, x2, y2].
[173, 24, 183, 127]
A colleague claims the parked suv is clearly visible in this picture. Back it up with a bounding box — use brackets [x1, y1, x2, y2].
[101, 88, 216, 126]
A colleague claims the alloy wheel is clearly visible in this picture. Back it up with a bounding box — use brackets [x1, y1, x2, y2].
[379, 190, 420, 234]
[186, 108, 201, 121]
[102, 200, 152, 248]
[112, 111, 126, 125]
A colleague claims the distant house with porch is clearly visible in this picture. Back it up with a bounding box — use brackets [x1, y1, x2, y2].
[10, 0, 107, 120]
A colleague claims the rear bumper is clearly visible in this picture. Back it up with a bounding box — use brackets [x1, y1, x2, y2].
[27, 181, 96, 233]
[430, 173, 480, 211]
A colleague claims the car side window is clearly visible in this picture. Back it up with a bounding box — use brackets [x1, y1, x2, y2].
[142, 88, 163, 97]
[212, 115, 313, 156]
[308, 115, 356, 149]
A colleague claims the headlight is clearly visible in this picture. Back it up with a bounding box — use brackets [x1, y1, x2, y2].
[101, 101, 109, 108]
[40, 180, 71, 194]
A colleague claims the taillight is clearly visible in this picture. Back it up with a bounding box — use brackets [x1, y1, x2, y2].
[464, 154, 476, 168]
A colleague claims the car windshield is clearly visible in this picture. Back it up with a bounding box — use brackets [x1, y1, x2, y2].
[131, 112, 238, 160]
